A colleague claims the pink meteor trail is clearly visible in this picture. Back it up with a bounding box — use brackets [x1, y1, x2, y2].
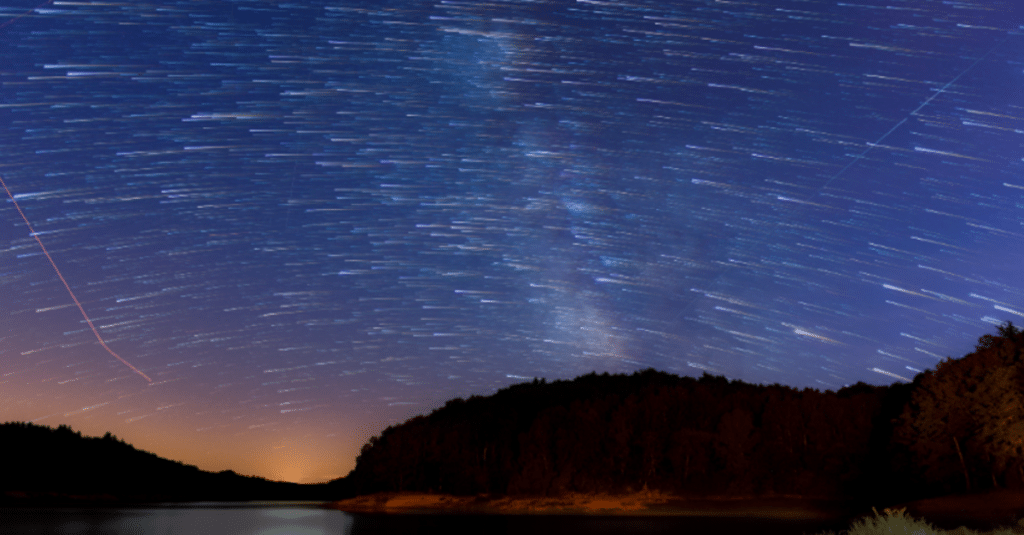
[0, 0, 54, 31]
[1, 175, 153, 383]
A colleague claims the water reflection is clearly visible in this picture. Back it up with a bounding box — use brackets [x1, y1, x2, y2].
[0, 502, 855, 535]
[0, 502, 354, 535]
[346, 513, 852, 535]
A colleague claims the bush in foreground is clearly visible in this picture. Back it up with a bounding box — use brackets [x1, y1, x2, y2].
[815, 507, 1024, 535]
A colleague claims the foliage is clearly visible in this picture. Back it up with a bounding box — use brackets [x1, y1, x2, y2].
[349, 323, 1024, 504]
[816, 507, 941, 535]
[347, 368, 904, 499]
[893, 321, 1024, 494]
[814, 506, 1024, 535]
[0, 422, 334, 502]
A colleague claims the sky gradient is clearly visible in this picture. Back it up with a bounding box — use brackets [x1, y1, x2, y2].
[2, 0, 1023, 483]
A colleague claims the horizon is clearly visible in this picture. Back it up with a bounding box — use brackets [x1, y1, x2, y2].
[3, 0, 1023, 483]
[0, 363, 893, 484]
[0, 362, 927, 485]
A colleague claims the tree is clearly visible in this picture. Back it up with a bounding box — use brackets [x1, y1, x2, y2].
[715, 407, 757, 493]
[893, 323, 1024, 493]
[666, 428, 714, 493]
[976, 321, 1022, 351]
[969, 365, 1024, 488]
[894, 355, 979, 492]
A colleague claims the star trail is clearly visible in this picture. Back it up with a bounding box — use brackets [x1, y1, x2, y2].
[2, 0, 1023, 483]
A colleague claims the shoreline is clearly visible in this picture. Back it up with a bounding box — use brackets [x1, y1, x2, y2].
[326, 488, 1024, 533]
[325, 491, 867, 518]
[883, 489, 1024, 532]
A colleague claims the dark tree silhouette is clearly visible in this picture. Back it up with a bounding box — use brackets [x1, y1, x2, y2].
[345, 326, 1024, 505]
[893, 321, 1024, 494]
[346, 369, 910, 500]
[0, 422, 339, 503]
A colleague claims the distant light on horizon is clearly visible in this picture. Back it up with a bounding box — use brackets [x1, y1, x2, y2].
[2, 0, 1023, 482]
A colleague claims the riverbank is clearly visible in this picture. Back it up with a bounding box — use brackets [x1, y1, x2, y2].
[326, 491, 865, 518]
[327, 489, 1024, 534]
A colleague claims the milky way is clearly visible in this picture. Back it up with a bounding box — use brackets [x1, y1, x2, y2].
[2, 0, 1023, 483]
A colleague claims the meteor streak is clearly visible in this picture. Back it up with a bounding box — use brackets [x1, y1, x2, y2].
[0, 175, 152, 383]
[0, 0, 53, 31]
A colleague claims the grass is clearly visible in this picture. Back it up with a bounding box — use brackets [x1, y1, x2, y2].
[813, 507, 1024, 535]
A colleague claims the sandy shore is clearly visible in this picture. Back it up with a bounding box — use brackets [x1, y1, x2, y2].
[326, 488, 1024, 534]
[326, 491, 862, 519]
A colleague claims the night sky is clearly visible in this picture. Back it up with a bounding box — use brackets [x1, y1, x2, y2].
[2, 0, 1023, 484]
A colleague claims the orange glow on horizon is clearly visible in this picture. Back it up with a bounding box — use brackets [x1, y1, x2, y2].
[1, 386, 358, 484]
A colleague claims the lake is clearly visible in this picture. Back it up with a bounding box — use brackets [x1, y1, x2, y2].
[0, 501, 858, 535]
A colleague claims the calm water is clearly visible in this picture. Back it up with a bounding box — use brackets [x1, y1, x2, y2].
[0, 501, 857, 535]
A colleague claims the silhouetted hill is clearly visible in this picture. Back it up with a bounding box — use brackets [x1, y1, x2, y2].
[0, 422, 352, 504]
[346, 323, 1024, 506]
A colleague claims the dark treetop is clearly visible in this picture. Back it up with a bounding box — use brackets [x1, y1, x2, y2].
[2, 0, 1023, 482]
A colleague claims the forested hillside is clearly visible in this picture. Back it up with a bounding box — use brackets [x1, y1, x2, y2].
[0, 422, 342, 503]
[12, 324, 1024, 505]
[347, 323, 1024, 504]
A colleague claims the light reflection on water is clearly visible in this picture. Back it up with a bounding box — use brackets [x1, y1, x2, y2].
[0, 502, 856, 535]
[0, 502, 354, 535]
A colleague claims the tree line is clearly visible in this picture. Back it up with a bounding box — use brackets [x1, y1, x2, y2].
[346, 322, 1024, 504]
[0, 422, 342, 503]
